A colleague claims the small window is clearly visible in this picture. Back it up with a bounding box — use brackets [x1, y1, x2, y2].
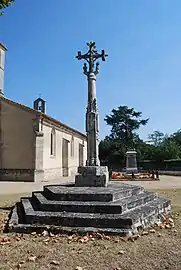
[71, 136, 74, 158]
[50, 128, 56, 156]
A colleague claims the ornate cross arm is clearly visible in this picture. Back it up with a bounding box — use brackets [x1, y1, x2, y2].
[76, 50, 108, 62]
[76, 41, 108, 75]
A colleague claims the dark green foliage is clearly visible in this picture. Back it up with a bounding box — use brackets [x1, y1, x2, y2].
[0, 0, 14, 15]
[104, 106, 149, 149]
[99, 105, 181, 170]
[100, 105, 149, 168]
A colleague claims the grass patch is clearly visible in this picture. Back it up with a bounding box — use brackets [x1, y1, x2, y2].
[0, 190, 180, 270]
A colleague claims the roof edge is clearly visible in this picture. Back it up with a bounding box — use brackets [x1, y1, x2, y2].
[0, 42, 7, 51]
[0, 96, 87, 139]
[41, 114, 86, 139]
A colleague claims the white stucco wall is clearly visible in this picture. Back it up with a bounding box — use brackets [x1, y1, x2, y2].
[0, 48, 5, 95]
[0, 100, 36, 169]
[42, 121, 87, 179]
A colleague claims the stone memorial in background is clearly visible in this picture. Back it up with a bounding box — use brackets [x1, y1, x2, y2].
[126, 150, 138, 174]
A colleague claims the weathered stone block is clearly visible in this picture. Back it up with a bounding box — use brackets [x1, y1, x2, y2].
[75, 166, 109, 187]
[78, 166, 108, 175]
[75, 174, 108, 187]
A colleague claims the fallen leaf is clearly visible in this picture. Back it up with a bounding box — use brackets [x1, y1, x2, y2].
[131, 235, 140, 241]
[43, 238, 50, 243]
[142, 231, 149, 236]
[128, 236, 135, 242]
[82, 236, 89, 243]
[42, 230, 49, 237]
[79, 238, 85, 243]
[52, 239, 58, 243]
[104, 235, 111, 240]
[114, 239, 119, 243]
[75, 267, 83, 270]
[155, 221, 162, 227]
[168, 218, 174, 223]
[15, 237, 22, 241]
[28, 256, 37, 262]
[119, 237, 127, 242]
[50, 260, 60, 266]
[118, 250, 125, 255]
[150, 229, 156, 233]
[90, 237, 95, 241]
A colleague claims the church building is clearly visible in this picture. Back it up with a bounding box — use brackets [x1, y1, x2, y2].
[0, 42, 87, 182]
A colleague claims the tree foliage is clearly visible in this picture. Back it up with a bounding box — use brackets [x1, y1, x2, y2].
[0, 0, 14, 15]
[100, 105, 149, 169]
[148, 130, 164, 146]
[99, 105, 181, 170]
[104, 106, 149, 149]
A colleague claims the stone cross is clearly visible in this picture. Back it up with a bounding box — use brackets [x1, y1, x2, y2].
[76, 41, 108, 166]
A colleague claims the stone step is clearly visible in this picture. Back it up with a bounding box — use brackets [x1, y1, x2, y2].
[43, 184, 144, 202]
[8, 206, 132, 236]
[21, 196, 170, 229]
[32, 190, 157, 214]
[121, 196, 171, 229]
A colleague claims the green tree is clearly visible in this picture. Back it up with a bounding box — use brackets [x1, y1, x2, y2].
[0, 0, 14, 15]
[154, 139, 181, 161]
[170, 129, 181, 146]
[104, 105, 149, 149]
[99, 106, 149, 169]
[99, 136, 126, 169]
[148, 130, 165, 146]
[136, 140, 156, 161]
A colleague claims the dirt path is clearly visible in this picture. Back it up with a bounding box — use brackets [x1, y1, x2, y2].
[119, 175, 181, 190]
[0, 175, 181, 196]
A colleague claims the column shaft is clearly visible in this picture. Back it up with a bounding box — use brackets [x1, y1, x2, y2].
[86, 73, 100, 166]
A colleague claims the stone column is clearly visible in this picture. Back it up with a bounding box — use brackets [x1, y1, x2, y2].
[86, 72, 100, 166]
[75, 41, 109, 187]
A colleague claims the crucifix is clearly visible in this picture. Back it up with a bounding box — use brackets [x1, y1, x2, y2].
[76, 41, 108, 166]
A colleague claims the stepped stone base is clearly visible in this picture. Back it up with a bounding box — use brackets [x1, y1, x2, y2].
[7, 182, 171, 236]
[75, 166, 109, 187]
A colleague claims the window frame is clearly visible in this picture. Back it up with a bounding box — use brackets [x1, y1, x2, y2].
[50, 128, 56, 157]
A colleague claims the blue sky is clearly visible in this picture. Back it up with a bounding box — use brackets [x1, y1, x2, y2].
[1, 0, 181, 140]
